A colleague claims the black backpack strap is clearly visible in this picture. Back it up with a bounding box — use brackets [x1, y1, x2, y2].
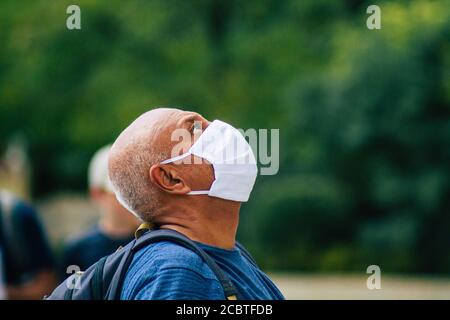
[91, 256, 108, 300]
[235, 242, 259, 267]
[63, 279, 75, 300]
[131, 229, 239, 300]
[108, 241, 137, 300]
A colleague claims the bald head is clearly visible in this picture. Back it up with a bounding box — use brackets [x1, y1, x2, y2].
[108, 107, 213, 222]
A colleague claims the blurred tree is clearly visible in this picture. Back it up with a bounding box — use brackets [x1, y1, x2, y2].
[0, 0, 448, 273]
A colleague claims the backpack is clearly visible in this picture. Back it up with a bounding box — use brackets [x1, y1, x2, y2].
[46, 228, 257, 300]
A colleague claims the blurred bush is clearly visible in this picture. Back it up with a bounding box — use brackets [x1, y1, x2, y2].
[0, 0, 449, 273]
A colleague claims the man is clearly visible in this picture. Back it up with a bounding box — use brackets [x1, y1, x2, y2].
[59, 145, 140, 279]
[108, 107, 284, 300]
[0, 190, 57, 299]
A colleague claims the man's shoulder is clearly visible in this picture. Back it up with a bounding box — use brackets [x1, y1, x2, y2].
[121, 240, 225, 299]
[121, 241, 225, 300]
[131, 241, 216, 278]
[136, 241, 206, 267]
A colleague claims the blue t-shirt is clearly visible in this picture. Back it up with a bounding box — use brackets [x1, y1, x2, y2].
[121, 241, 284, 300]
[60, 225, 133, 279]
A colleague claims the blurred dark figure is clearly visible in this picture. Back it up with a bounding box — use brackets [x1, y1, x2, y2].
[59, 145, 140, 280]
[0, 190, 56, 299]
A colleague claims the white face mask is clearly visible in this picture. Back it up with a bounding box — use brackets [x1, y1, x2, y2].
[161, 119, 258, 202]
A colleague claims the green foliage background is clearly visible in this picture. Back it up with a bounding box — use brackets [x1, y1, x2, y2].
[1, 0, 449, 273]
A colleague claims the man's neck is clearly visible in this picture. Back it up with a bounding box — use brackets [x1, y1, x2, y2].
[156, 198, 240, 250]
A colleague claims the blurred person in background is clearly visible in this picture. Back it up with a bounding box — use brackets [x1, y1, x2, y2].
[59, 145, 140, 279]
[0, 190, 56, 299]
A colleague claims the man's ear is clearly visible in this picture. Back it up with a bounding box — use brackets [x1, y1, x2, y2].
[149, 164, 191, 195]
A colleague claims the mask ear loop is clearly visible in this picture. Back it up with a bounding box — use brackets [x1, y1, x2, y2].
[160, 151, 192, 164]
[160, 152, 211, 196]
[187, 190, 209, 195]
